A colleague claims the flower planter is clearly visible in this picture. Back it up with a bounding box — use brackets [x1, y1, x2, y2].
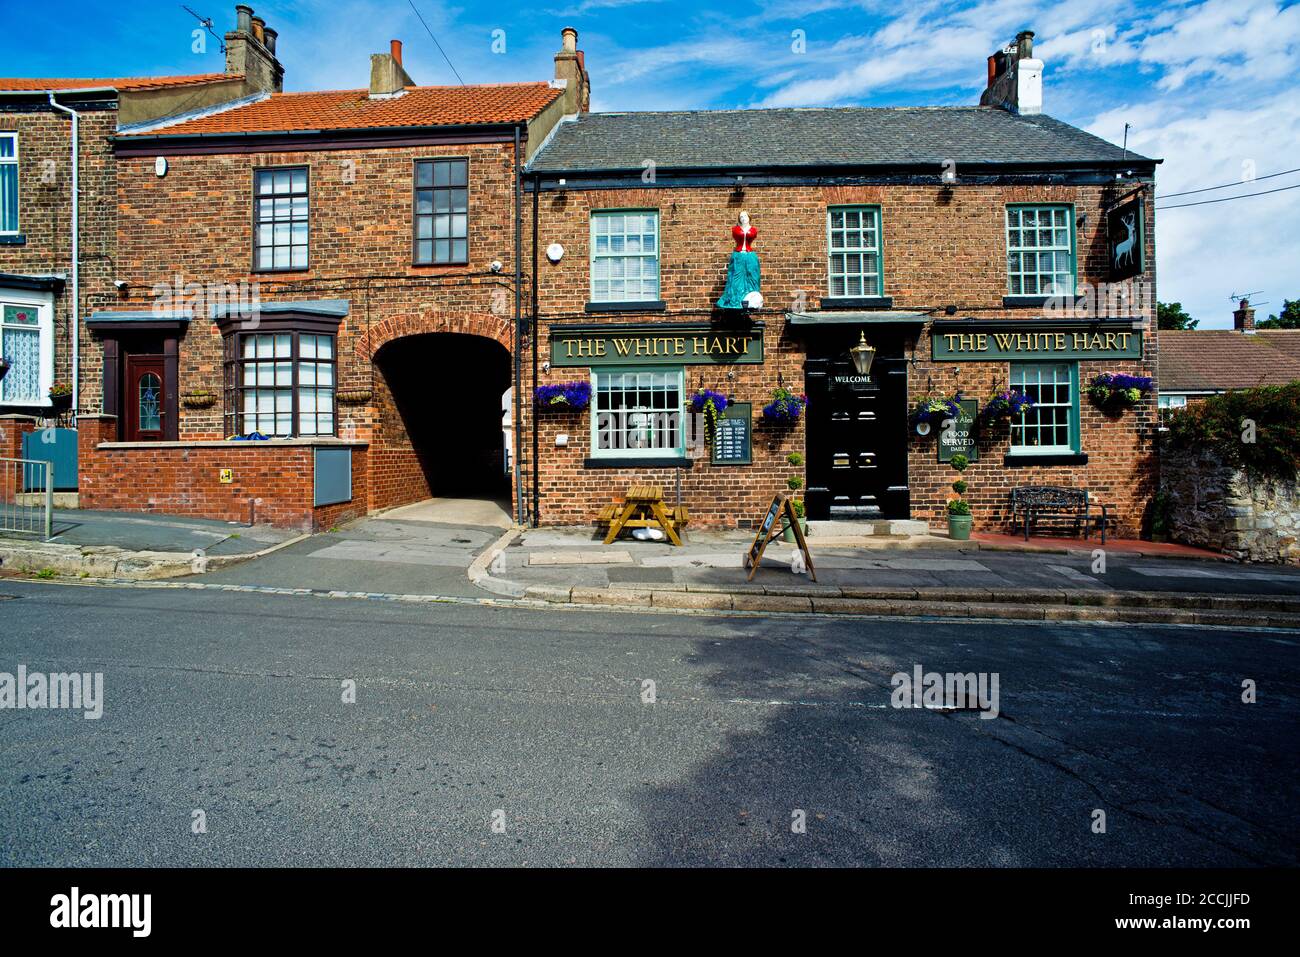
[48, 392, 73, 413]
[947, 514, 973, 541]
[781, 516, 809, 543]
[535, 381, 592, 412]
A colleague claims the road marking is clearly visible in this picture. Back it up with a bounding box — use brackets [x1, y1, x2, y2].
[1131, 564, 1300, 582]
[1049, 564, 1105, 586]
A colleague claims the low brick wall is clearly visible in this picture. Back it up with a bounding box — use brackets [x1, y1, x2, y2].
[77, 415, 369, 530]
[1161, 446, 1300, 563]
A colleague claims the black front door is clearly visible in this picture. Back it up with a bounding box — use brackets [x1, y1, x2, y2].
[805, 332, 910, 520]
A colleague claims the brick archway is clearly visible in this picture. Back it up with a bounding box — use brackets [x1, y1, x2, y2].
[357, 308, 512, 362]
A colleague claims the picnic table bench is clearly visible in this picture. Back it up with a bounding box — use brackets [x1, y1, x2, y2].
[1010, 486, 1115, 543]
[596, 484, 686, 546]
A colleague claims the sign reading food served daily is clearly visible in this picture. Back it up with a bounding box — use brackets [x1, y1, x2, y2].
[550, 322, 764, 367]
[932, 324, 1143, 361]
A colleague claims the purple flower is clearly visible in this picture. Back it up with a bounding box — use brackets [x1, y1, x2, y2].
[534, 381, 592, 411]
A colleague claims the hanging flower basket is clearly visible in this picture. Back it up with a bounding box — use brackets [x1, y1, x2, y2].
[687, 388, 729, 444]
[535, 381, 592, 412]
[913, 393, 961, 428]
[761, 387, 807, 424]
[181, 391, 219, 409]
[1088, 373, 1153, 409]
[48, 382, 73, 413]
[336, 389, 374, 406]
[980, 389, 1034, 424]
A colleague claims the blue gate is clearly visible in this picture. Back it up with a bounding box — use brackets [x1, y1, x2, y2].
[21, 428, 79, 492]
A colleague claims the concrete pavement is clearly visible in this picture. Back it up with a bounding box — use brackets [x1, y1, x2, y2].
[0, 578, 1295, 866]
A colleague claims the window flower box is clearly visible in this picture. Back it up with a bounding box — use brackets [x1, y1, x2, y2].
[535, 381, 592, 412]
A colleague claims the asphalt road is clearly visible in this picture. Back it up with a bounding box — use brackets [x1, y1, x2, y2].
[0, 579, 1296, 867]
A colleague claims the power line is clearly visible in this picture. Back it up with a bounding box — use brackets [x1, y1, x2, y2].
[1155, 166, 1300, 199]
[406, 0, 464, 85]
[1157, 180, 1300, 210]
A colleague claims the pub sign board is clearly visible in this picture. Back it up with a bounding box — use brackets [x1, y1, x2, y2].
[1107, 196, 1145, 282]
[711, 402, 753, 466]
[550, 322, 764, 368]
[938, 399, 978, 463]
[932, 324, 1143, 361]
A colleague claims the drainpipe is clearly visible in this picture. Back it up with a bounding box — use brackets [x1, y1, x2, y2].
[47, 93, 80, 419]
[513, 125, 524, 526]
[531, 176, 540, 527]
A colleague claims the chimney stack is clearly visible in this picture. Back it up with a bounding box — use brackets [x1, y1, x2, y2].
[553, 27, 591, 115]
[225, 5, 284, 93]
[370, 39, 415, 98]
[979, 29, 1042, 115]
[1234, 299, 1257, 334]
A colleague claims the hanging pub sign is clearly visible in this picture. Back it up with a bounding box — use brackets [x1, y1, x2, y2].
[938, 399, 978, 463]
[711, 403, 753, 466]
[550, 322, 764, 368]
[931, 321, 1143, 361]
[1107, 196, 1145, 281]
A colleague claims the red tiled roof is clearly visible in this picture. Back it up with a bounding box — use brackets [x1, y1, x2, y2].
[0, 74, 238, 92]
[1158, 329, 1300, 392]
[124, 83, 564, 136]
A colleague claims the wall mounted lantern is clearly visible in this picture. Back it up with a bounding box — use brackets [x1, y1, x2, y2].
[849, 332, 876, 376]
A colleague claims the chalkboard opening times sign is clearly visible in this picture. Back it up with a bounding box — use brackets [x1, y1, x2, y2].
[711, 403, 752, 465]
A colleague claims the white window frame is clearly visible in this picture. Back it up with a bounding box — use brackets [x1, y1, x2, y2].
[1157, 394, 1187, 410]
[1009, 361, 1077, 455]
[590, 210, 660, 304]
[0, 288, 55, 408]
[0, 131, 18, 235]
[826, 205, 883, 298]
[590, 366, 684, 459]
[1006, 204, 1075, 297]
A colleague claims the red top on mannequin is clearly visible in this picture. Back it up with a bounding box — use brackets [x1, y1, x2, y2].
[732, 224, 758, 252]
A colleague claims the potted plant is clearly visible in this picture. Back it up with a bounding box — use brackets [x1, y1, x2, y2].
[1088, 373, 1153, 410]
[687, 388, 729, 444]
[946, 452, 973, 540]
[534, 381, 592, 412]
[48, 382, 73, 413]
[980, 389, 1034, 424]
[761, 387, 807, 424]
[781, 453, 809, 541]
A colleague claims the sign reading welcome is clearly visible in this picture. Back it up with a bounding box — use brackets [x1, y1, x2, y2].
[550, 322, 764, 367]
[932, 322, 1143, 362]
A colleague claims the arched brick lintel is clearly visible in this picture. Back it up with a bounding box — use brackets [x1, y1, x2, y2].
[358, 310, 513, 362]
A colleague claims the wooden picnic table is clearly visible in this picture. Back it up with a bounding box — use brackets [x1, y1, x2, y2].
[597, 484, 686, 547]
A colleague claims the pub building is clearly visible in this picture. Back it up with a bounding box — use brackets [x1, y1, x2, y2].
[522, 30, 1159, 534]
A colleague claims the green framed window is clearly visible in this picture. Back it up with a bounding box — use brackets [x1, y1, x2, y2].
[414, 158, 468, 265]
[0, 133, 17, 234]
[591, 367, 683, 458]
[827, 205, 883, 297]
[1006, 204, 1075, 296]
[253, 166, 309, 271]
[1009, 362, 1079, 453]
[590, 210, 659, 303]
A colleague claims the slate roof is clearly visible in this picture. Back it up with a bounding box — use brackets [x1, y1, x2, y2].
[123, 83, 564, 137]
[0, 75, 237, 92]
[528, 107, 1153, 173]
[1159, 330, 1300, 392]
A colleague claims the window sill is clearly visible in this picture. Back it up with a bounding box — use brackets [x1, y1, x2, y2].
[252, 266, 311, 275]
[819, 296, 893, 310]
[1003, 295, 1071, 308]
[584, 456, 692, 469]
[585, 301, 666, 313]
[1003, 452, 1088, 467]
[0, 234, 26, 246]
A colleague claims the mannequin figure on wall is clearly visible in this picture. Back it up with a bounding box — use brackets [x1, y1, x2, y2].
[717, 210, 763, 310]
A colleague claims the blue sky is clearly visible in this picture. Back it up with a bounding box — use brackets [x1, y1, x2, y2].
[3, 0, 1298, 327]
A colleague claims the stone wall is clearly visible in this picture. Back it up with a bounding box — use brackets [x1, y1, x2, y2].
[1161, 445, 1300, 563]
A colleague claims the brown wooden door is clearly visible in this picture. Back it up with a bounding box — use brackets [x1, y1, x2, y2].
[124, 355, 165, 441]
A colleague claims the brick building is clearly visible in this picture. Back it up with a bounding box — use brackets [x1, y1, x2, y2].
[521, 31, 1160, 534]
[20, 9, 587, 529]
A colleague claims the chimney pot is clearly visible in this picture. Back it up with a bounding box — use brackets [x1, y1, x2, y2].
[1234, 299, 1257, 333]
[250, 15, 265, 43]
[263, 26, 277, 54]
[235, 4, 253, 34]
[562, 27, 578, 53]
[391, 39, 402, 65]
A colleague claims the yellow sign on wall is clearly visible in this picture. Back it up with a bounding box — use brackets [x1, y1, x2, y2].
[219, 469, 233, 484]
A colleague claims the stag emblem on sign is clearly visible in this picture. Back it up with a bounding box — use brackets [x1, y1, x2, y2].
[1113, 213, 1137, 270]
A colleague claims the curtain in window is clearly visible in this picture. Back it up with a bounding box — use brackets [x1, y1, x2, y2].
[0, 164, 16, 233]
[1, 327, 40, 401]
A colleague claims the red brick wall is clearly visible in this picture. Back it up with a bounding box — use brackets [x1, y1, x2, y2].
[525, 180, 1158, 534]
[78, 414, 367, 530]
